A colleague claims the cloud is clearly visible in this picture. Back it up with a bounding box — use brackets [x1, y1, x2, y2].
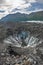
[0, 0, 43, 19]
[25, 0, 36, 3]
[0, 0, 35, 10]
[0, 10, 5, 13]
[36, 0, 43, 4]
[26, 3, 43, 11]
[0, 0, 32, 15]
[0, 0, 5, 4]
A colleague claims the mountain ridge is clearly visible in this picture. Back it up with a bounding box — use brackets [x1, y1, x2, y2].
[0, 11, 43, 22]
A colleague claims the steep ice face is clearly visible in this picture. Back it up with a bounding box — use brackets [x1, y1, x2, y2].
[17, 31, 29, 39]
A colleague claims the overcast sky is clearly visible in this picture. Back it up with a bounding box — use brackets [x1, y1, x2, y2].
[0, 0, 43, 19]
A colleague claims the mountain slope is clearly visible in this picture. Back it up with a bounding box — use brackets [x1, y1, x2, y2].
[28, 11, 43, 20]
[0, 11, 43, 22]
[1, 13, 29, 22]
